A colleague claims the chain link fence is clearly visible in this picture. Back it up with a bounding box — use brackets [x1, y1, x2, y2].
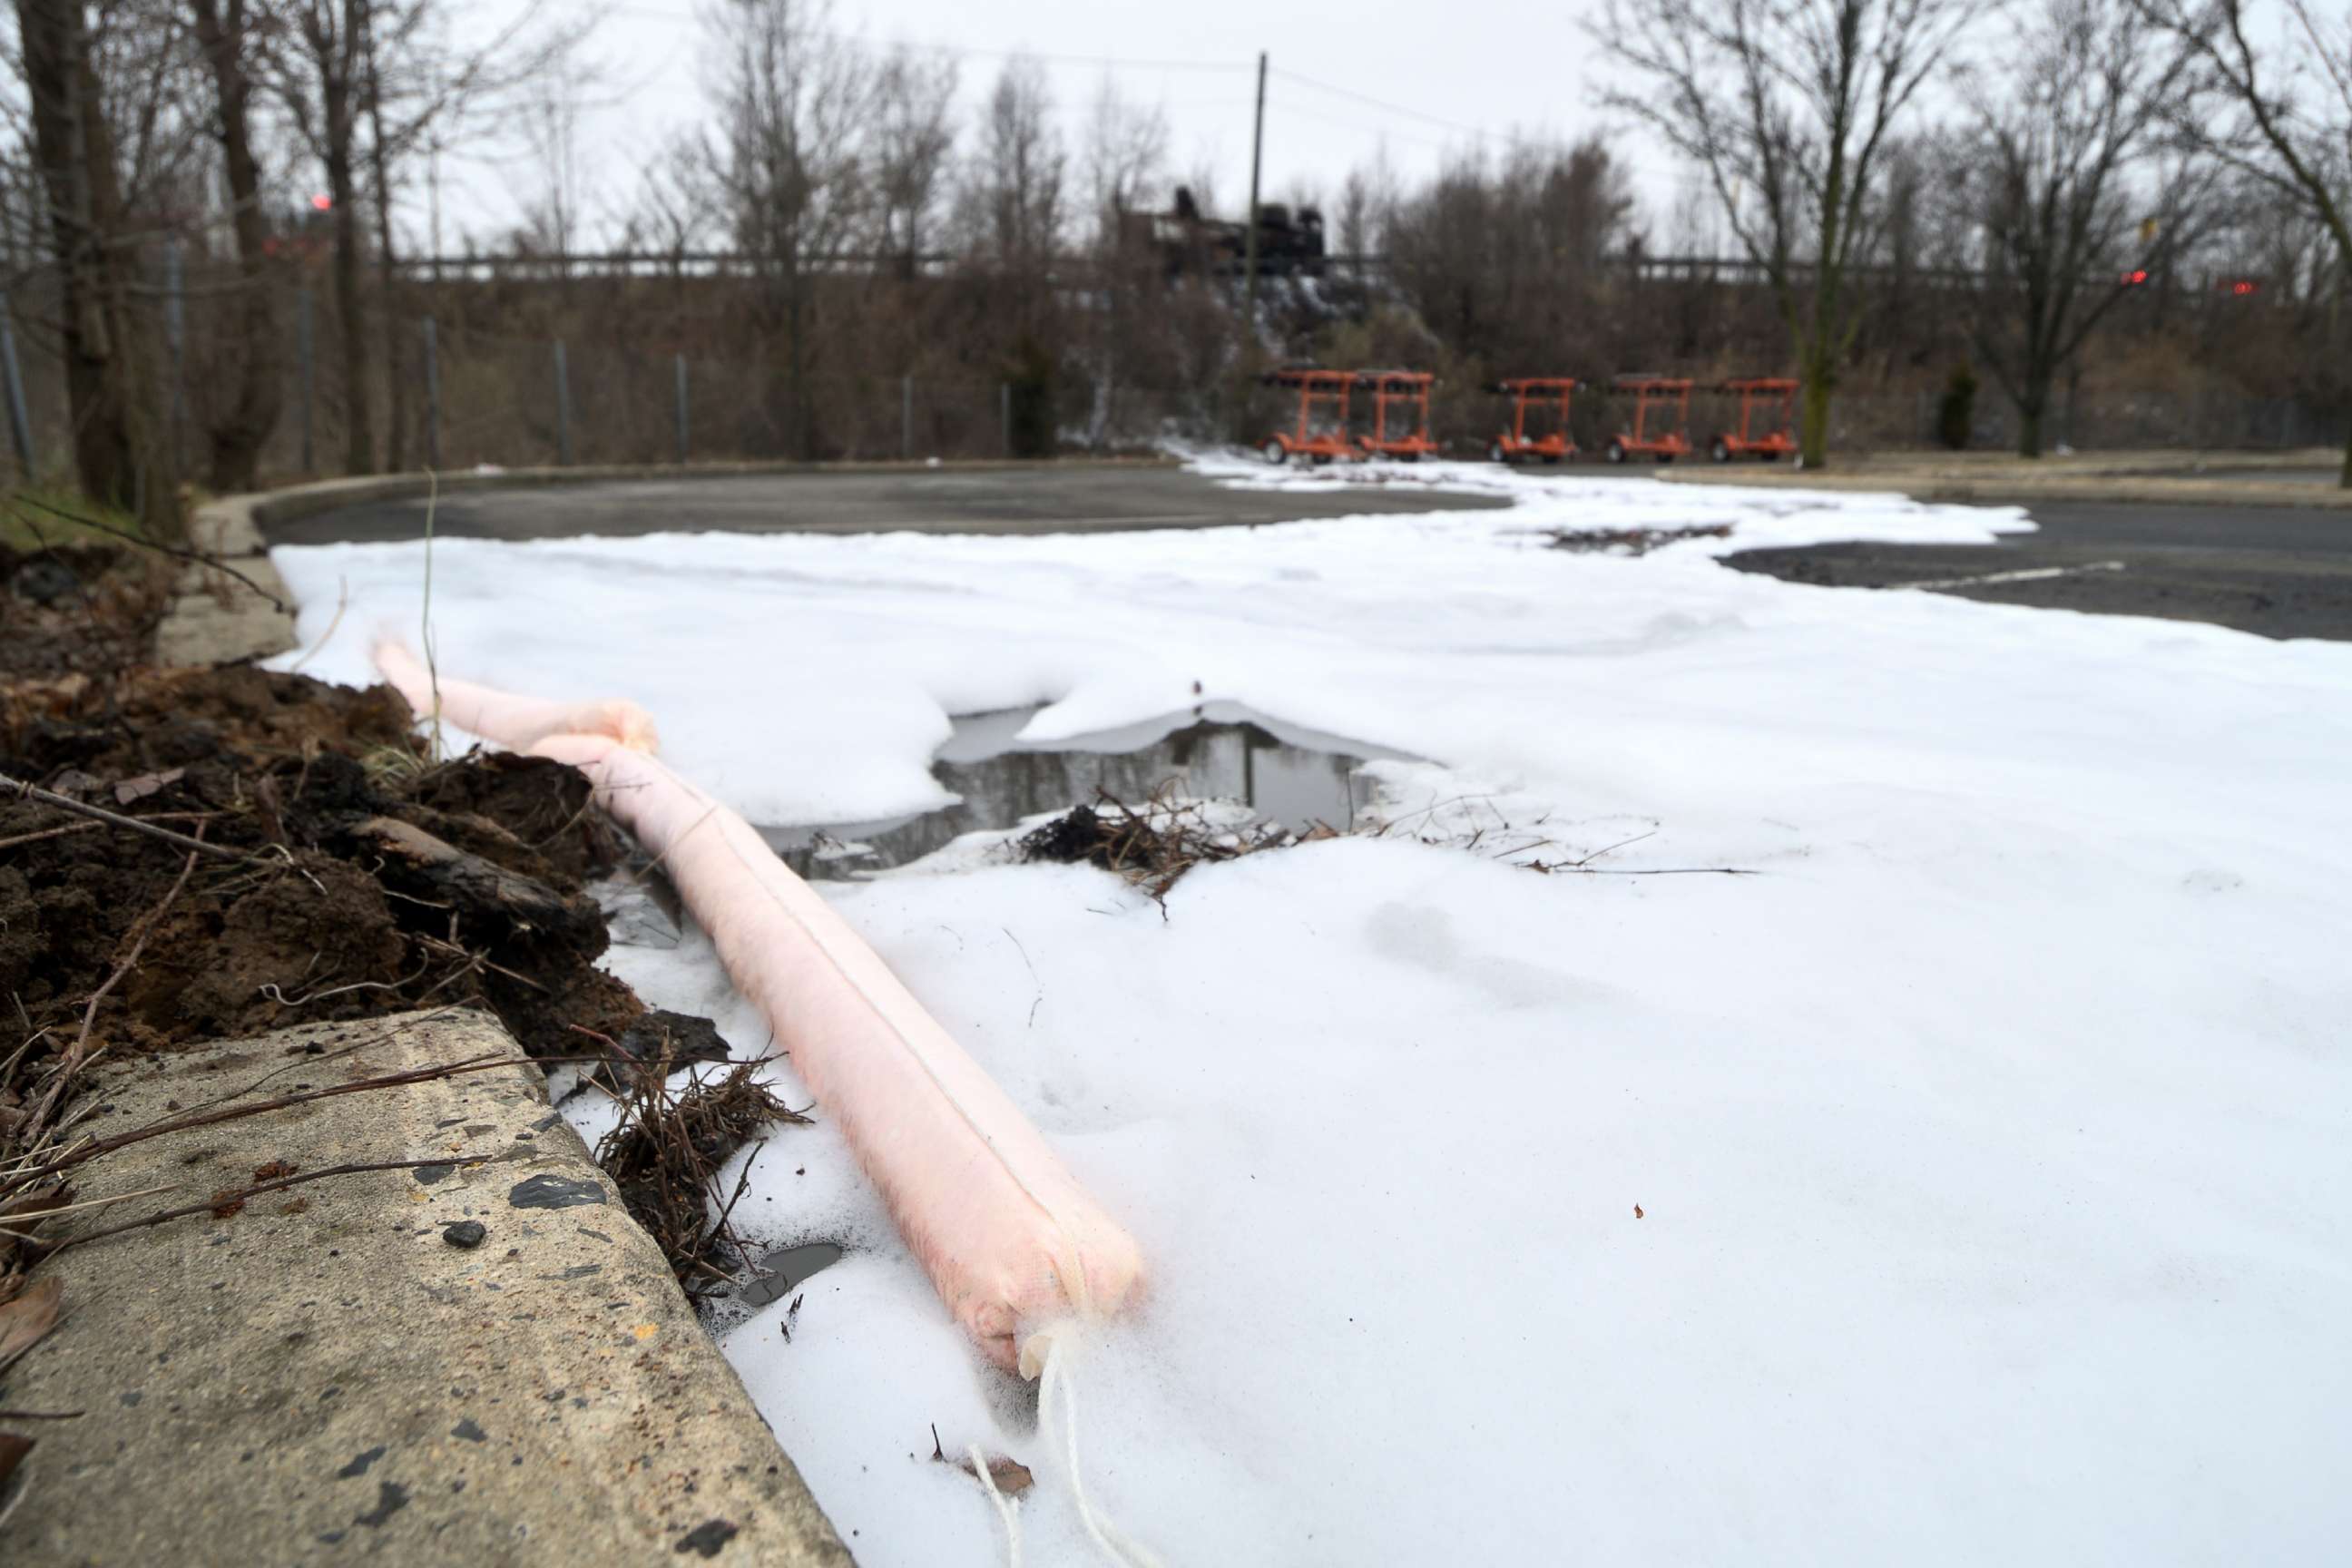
[0, 257, 2341, 494]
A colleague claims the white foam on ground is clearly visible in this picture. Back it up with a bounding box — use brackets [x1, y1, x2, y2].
[271, 461, 2351, 1564]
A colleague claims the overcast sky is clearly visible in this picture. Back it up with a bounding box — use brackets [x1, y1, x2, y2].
[426, 0, 1681, 255]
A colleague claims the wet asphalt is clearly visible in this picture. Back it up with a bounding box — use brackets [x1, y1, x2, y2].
[260, 465, 2352, 642]
[1724, 498, 2352, 642]
[259, 466, 1506, 546]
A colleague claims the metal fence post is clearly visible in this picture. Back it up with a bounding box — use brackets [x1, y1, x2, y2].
[163, 240, 187, 475]
[1000, 381, 1011, 458]
[297, 284, 316, 474]
[674, 354, 689, 464]
[902, 374, 913, 460]
[0, 286, 36, 480]
[554, 339, 573, 466]
[421, 317, 442, 470]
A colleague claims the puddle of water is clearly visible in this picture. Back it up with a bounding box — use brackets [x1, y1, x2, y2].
[760, 701, 1411, 878]
[737, 1240, 847, 1308]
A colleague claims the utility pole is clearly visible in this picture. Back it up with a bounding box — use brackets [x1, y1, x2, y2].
[1243, 52, 1267, 325]
[163, 240, 186, 482]
[553, 339, 573, 466]
[297, 283, 317, 474]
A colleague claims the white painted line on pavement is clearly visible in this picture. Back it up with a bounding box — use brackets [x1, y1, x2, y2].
[1906, 560, 2127, 593]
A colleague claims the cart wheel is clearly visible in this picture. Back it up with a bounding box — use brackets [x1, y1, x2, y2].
[1487, 440, 1508, 464]
[1710, 436, 1731, 464]
[1760, 450, 1782, 463]
[1540, 454, 1561, 466]
[1655, 452, 1676, 466]
[1312, 453, 1333, 466]
[1400, 452, 1420, 464]
[1604, 439, 1627, 465]
[1260, 438, 1288, 466]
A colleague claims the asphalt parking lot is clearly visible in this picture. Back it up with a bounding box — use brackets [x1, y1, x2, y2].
[260, 465, 1506, 546]
[1725, 498, 2352, 642]
[262, 463, 2352, 642]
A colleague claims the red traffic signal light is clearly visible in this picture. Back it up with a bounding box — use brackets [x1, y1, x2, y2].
[2121, 269, 2150, 286]
[310, 193, 333, 211]
[2227, 278, 2259, 297]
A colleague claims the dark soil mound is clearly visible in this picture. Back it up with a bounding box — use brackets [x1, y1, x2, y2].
[1, 665, 647, 1066]
[0, 540, 173, 681]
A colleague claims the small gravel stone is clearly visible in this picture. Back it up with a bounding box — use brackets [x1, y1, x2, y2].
[442, 1220, 487, 1250]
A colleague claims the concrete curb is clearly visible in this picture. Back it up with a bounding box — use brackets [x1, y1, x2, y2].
[3, 1008, 849, 1566]
[153, 495, 299, 668]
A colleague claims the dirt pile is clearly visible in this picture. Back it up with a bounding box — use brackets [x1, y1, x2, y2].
[0, 540, 173, 681]
[1, 664, 646, 1070]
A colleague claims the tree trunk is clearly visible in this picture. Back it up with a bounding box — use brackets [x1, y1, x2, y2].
[15, 0, 148, 514]
[2338, 407, 2350, 491]
[373, 191, 406, 470]
[2016, 396, 2045, 459]
[324, 65, 374, 475]
[1798, 358, 1834, 469]
[787, 262, 808, 461]
[364, 22, 407, 472]
[191, 0, 281, 495]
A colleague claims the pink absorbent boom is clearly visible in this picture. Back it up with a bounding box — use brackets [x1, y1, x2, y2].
[375, 644, 1143, 1371]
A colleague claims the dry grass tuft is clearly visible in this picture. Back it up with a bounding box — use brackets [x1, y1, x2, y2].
[1018, 783, 1308, 899]
[594, 1041, 810, 1293]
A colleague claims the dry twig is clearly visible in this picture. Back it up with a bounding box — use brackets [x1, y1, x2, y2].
[0, 770, 247, 862]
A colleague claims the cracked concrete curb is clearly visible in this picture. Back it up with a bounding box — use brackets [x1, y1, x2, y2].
[154, 495, 298, 668]
[0, 1008, 851, 1566]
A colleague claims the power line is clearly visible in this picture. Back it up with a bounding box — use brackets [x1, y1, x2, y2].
[1268, 96, 1462, 157]
[603, 4, 1248, 73]
[1269, 65, 1514, 146]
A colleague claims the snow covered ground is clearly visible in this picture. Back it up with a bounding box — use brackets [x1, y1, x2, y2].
[272, 461, 2352, 1564]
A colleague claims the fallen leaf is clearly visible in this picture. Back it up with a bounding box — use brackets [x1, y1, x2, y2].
[211, 1191, 247, 1219]
[1633, 1205, 1644, 1219]
[0, 1432, 32, 1492]
[632, 1323, 659, 1340]
[0, 1276, 63, 1370]
[960, 1453, 1034, 1497]
[251, 1160, 297, 1182]
[929, 1426, 1035, 1496]
[113, 767, 185, 806]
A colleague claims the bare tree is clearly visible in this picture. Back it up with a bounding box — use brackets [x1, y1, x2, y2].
[957, 56, 1063, 292]
[13, 0, 157, 513]
[267, 0, 568, 475]
[270, 0, 375, 474]
[188, 0, 280, 492]
[2134, 0, 2352, 485]
[1598, 0, 1965, 466]
[1082, 73, 1165, 245]
[1383, 138, 1636, 369]
[1075, 74, 1167, 445]
[701, 0, 872, 458]
[1956, 0, 2200, 456]
[616, 130, 716, 275]
[870, 44, 954, 270]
